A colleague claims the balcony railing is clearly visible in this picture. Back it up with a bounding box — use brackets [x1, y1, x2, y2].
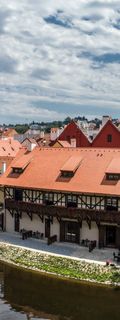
[67, 201, 78, 208]
[5, 198, 120, 224]
[106, 205, 118, 211]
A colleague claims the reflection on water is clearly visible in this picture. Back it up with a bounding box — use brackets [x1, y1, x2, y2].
[0, 262, 120, 320]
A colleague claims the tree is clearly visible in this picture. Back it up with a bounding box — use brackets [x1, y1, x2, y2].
[63, 117, 72, 125]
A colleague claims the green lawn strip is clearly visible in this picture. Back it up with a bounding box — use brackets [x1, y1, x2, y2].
[0, 244, 120, 284]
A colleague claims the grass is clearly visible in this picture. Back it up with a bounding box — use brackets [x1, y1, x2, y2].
[0, 243, 120, 285]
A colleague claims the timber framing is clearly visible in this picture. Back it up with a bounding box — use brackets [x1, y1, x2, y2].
[5, 187, 120, 210]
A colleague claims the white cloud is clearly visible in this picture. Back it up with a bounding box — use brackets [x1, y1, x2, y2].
[0, 0, 120, 123]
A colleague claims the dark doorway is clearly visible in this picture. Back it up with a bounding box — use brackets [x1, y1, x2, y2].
[106, 226, 116, 247]
[45, 219, 50, 238]
[14, 213, 20, 232]
[60, 221, 80, 244]
[0, 213, 3, 231]
[15, 189, 23, 201]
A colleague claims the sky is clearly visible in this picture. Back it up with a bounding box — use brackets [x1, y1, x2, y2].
[0, 0, 120, 124]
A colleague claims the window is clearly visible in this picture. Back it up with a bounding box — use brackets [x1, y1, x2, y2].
[12, 168, 23, 174]
[44, 193, 54, 205]
[106, 173, 120, 181]
[64, 221, 79, 243]
[67, 194, 77, 207]
[61, 171, 74, 178]
[54, 193, 66, 207]
[106, 197, 118, 211]
[107, 134, 112, 143]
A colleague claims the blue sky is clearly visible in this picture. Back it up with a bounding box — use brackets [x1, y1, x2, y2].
[0, 0, 120, 123]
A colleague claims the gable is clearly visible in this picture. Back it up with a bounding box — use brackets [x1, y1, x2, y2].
[58, 121, 90, 147]
[92, 120, 120, 148]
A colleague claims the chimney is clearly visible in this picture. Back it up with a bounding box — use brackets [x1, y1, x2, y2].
[28, 141, 36, 152]
[71, 138, 76, 148]
[2, 161, 7, 174]
[102, 115, 111, 127]
[40, 131, 44, 139]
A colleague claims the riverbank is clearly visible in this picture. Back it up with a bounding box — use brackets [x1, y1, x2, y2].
[0, 243, 120, 286]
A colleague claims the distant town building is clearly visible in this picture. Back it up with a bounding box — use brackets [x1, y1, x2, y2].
[52, 118, 120, 149]
[0, 139, 22, 175]
[50, 127, 64, 141]
[22, 138, 38, 151]
[1, 128, 18, 140]
[54, 120, 91, 147]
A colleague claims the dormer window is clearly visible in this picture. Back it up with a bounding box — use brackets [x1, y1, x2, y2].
[106, 173, 120, 181]
[61, 171, 74, 178]
[12, 168, 23, 174]
[60, 156, 82, 178]
[105, 158, 120, 181]
[12, 156, 32, 175]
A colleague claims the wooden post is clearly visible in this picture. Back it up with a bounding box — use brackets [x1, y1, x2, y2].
[99, 225, 106, 248]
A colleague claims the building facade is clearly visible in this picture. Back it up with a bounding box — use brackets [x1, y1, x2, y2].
[91, 120, 120, 148]
[1, 147, 120, 248]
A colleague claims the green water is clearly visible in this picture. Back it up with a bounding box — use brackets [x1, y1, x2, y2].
[0, 262, 120, 320]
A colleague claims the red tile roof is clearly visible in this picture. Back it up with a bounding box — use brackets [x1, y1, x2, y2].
[56, 140, 71, 147]
[1, 147, 120, 196]
[22, 137, 37, 144]
[0, 139, 22, 157]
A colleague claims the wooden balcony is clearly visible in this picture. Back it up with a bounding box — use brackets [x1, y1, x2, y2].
[5, 198, 120, 224]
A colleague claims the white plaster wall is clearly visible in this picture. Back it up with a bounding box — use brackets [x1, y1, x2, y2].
[80, 221, 99, 246]
[20, 213, 45, 234]
[54, 193, 65, 207]
[6, 210, 99, 247]
[6, 210, 14, 232]
[51, 218, 60, 241]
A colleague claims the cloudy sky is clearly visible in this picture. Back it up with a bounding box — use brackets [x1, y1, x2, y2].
[0, 0, 120, 123]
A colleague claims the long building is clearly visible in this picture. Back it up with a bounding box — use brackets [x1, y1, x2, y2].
[0, 147, 120, 248]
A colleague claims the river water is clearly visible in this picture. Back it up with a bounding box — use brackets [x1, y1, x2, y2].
[0, 262, 120, 320]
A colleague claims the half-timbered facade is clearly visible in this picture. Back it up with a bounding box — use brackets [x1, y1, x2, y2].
[1, 147, 120, 248]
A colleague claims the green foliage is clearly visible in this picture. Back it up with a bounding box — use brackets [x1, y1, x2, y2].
[0, 244, 120, 285]
[63, 117, 72, 125]
[14, 124, 29, 134]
